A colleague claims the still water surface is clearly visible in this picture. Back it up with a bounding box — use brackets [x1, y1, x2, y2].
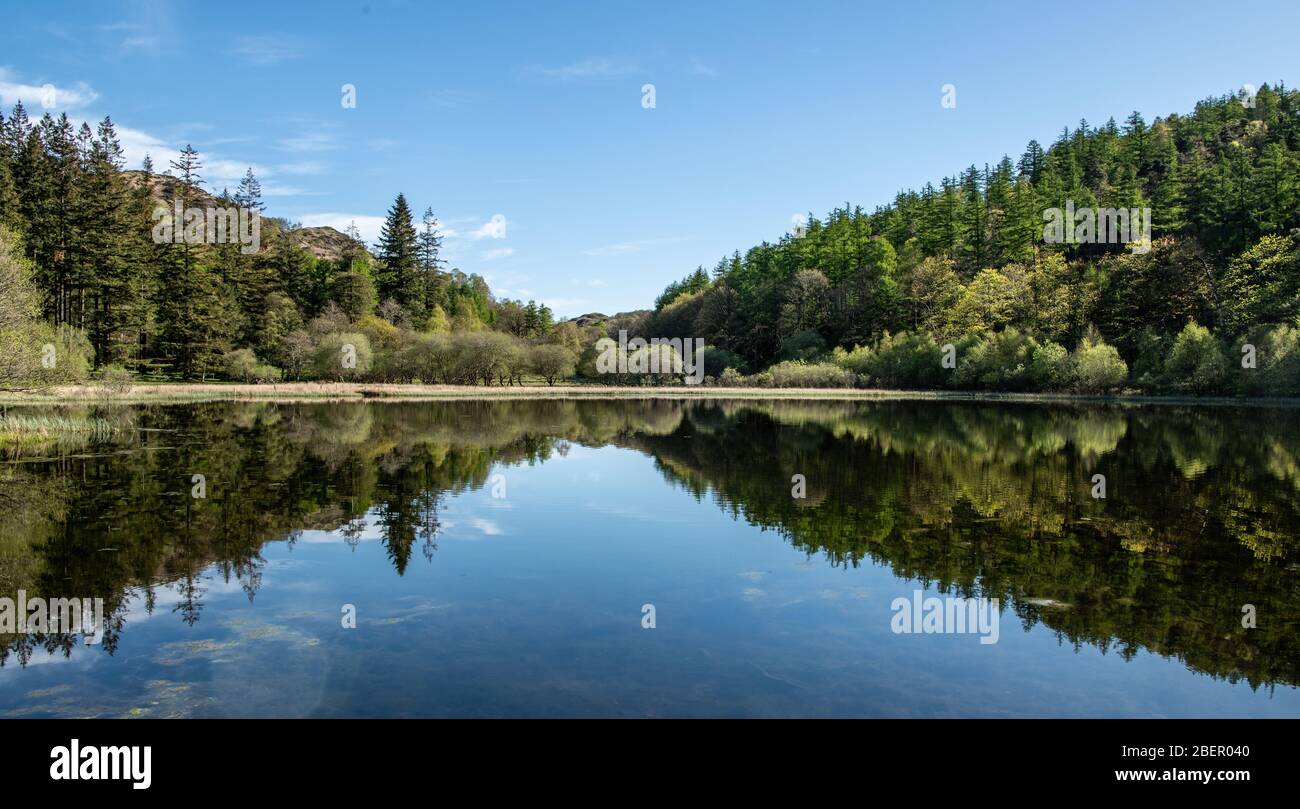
[1, 398, 1298, 717]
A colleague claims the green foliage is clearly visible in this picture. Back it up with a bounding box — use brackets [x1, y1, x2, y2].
[953, 328, 1047, 391]
[223, 348, 281, 383]
[332, 271, 377, 320]
[1165, 320, 1228, 394]
[856, 331, 946, 389]
[777, 329, 827, 362]
[759, 361, 857, 388]
[1071, 332, 1129, 393]
[636, 85, 1300, 391]
[528, 344, 577, 385]
[312, 332, 372, 381]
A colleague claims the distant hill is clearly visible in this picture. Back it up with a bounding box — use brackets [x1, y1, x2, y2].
[122, 170, 371, 263]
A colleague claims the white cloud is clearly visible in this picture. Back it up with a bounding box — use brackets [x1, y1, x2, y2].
[481, 247, 514, 261]
[228, 35, 307, 65]
[299, 213, 385, 243]
[542, 297, 590, 317]
[472, 214, 508, 240]
[0, 69, 99, 110]
[204, 158, 271, 185]
[115, 124, 180, 171]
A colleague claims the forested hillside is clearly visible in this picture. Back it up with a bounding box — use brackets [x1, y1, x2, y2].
[635, 83, 1300, 394]
[0, 104, 583, 387]
[3, 85, 1299, 394]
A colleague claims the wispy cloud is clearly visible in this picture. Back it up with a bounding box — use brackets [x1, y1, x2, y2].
[523, 58, 641, 82]
[481, 247, 514, 261]
[690, 57, 719, 78]
[97, 22, 164, 55]
[278, 161, 328, 175]
[580, 237, 684, 257]
[428, 89, 481, 108]
[228, 35, 307, 65]
[276, 132, 339, 152]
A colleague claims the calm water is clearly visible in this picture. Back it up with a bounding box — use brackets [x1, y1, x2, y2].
[1, 398, 1298, 717]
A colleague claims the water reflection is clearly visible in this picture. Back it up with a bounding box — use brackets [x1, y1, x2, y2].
[2, 399, 1298, 701]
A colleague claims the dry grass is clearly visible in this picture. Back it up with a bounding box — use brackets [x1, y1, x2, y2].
[1, 381, 1297, 407]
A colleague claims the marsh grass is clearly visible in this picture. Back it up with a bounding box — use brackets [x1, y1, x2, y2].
[0, 413, 127, 453]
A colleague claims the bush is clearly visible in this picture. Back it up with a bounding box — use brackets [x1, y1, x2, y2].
[718, 367, 746, 387]
[1257, 325, 1300, 396]
[223, 348, 282, 383]
[763, 360, 857, 388]
[96, 364, 135, 395]
[1165, 320, 1228, 395]
[861, 331, 945, 389]
[529, 344, 577, 385]
[831, 345, 873, 376]
[1029, 340, 1070, 390]
[1071, 333, 1128, 393]
[312, 332, 372, 381]
[952, 328, 1039, 391]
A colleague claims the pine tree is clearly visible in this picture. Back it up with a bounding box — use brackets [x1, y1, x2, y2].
[417, 206, 445, 313]
[375, 193, 419, 307]
[234, 167, 264, 213]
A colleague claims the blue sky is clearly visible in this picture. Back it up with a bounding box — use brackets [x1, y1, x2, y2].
[2, 0, 1297, 317]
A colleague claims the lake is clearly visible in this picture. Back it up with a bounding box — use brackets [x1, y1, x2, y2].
[2, 397, 1298, 717]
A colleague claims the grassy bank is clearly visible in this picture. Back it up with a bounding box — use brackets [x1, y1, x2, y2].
[2, 381, 1299, 408]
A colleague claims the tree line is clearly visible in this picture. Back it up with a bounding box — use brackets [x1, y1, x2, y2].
[0, 102, 591, 388]
[628, 83, 1300, 394]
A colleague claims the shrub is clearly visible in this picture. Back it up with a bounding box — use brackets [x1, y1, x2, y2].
[861, 331, 945, 389]
[1071, 333, 1128, 393]
[718, 367, 745, 387]
[764, 360, 857, 388]
[96, 364, 135, 396]
[1165, 320, 1228, 395]
[223, 348, 282, 383]
[1029, 340, 1070, 390]
[1240, 324, 1300, 397]
[952, 328, 1039, 391]
[831, 345, 873, 377]
[529, 344, 577, 385]
[312, 332, 372, 381]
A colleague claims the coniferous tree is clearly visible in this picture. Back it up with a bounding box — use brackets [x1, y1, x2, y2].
[375, 193, 419, 308]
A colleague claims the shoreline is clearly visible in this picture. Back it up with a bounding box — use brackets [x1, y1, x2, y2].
[2, 382, 1299, 408]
